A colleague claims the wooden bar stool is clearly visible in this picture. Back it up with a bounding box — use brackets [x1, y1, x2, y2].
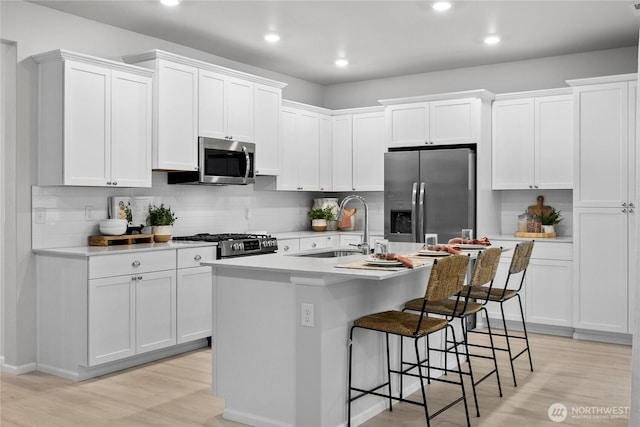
[347, 254, 471, 427]
[403, 246, 504, 417]
[464, 240, 535, 387]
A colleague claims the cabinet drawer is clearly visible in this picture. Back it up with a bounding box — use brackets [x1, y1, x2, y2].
[492, 240, 572, 261]
[90, 250, 176, 279]
[278, 238, 300, 255]
[177, 246, 217, 269]
[299, 236, 328, 251]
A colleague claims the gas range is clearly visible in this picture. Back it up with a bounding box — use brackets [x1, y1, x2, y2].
[172, 233, 278, 258]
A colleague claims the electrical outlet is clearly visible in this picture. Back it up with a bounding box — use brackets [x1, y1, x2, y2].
[85, 206, 94, 221]
[301, 303, 314, 327]
[35, 208, 46, 224]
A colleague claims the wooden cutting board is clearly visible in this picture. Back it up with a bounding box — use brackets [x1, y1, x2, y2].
[528, 195, 551, 218]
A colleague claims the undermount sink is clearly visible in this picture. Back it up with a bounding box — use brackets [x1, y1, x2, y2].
[292, 249, 362, 258]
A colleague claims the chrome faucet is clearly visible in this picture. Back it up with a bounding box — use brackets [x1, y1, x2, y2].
[338, 195, 370, 255]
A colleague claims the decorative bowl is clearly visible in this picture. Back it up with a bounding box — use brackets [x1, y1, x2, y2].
[99, 219, 127, 236]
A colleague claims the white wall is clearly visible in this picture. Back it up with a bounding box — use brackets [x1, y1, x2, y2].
[323, 46, 638, 109]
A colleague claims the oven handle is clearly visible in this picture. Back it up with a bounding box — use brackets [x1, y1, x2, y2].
[243, 146, 250, 184]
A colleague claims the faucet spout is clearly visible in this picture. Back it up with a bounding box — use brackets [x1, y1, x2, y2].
[338, 195, 370, 255]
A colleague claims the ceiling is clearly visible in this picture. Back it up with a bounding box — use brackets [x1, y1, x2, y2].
[33, 0, 640, 85]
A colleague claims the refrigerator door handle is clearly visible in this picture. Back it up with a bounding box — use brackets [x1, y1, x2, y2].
[418, 182, 426, 243]
[411, 182, 418, 241]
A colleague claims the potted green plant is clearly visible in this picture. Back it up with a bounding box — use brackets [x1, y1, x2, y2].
[536, 208, 563, 234]
[146, 204, 177, 242]
[307, 207, 335, 232]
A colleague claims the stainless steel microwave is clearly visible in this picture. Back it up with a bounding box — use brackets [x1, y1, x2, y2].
[168, 137, 255, 185]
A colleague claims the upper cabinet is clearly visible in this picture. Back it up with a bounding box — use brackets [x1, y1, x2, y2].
[123, 50, 286, 173]
[381, 91, 493, 148]
[34, 50, 153, 187]
[199, 70, 254, 143]
[492, 89, 573, 190]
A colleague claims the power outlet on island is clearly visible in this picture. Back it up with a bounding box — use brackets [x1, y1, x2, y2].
[301, 303, 314, 327]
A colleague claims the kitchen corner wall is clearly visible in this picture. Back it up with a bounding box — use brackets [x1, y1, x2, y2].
[32, 173, 385, 249]
[498, 190, 573, 236]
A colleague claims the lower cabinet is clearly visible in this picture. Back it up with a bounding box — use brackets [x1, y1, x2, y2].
[37, 246, 214, 379]
[486, 240, 573, 329]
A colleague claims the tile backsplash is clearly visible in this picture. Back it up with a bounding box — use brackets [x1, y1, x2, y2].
[32, 173, 385, 249]
[498, 190, 573, 237]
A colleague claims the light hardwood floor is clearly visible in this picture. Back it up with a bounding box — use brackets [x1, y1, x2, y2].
[1, 332, 632, 427]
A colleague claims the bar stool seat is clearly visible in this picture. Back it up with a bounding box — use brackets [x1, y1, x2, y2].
[353, 310, 448, 336]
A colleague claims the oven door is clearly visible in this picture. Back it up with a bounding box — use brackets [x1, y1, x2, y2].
[199, 137, 255, 185]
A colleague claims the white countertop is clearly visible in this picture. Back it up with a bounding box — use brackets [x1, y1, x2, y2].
[33, 240, 218, 258]
[272, 230, 384, 239]
[488, 234, 573, 243]
[201, 242, 435, 281]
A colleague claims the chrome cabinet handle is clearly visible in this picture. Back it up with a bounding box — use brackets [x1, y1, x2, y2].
[132, 260, 141, 267]
[194, 255, 202, 261]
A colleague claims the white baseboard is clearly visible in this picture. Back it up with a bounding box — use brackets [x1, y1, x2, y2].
[573, 329, 632, 346]
[1, 360, 37, 375]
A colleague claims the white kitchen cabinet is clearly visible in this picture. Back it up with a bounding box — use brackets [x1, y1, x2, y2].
[277, 238, 301, 255]
[384, 96, 483, 148]
[491, 91, 573, 190]
[176, 246, 215, 343]
[331, 114, 354, 191]
[254, 83, 282, 175]
[340, 234, 362, 247]
[152, 59, 199, 171]
[36, 246, 214, 380]
[569, 74, 636, 336]
[319, 114, 333, 191]
[485, 240, 573, 329]
[34, 50, 152, 187]
[299, 235, 329, 251]
[352, 111, 386, 191]
[199, 69, 254, 143]
[278, 103, 322, 191]
[124, 50, 287, 172]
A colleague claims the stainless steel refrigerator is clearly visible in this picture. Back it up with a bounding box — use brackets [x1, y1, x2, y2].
[384, 147, 475, 244]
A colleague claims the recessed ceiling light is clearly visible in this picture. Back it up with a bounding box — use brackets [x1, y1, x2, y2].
[335, 59, 349, 67]
[484, 35, 501, 45]
[160, 0, 180, 6]
[264, 34, 280, 43]
[432, 2, 452, 11]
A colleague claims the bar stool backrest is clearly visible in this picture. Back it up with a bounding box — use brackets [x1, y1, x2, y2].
[468, 247, 502, 287]
[509, 241, 534, 275]
[424, 254, 470, 302]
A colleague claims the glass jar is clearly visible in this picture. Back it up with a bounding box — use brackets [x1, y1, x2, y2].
[517, 210, 530, 232]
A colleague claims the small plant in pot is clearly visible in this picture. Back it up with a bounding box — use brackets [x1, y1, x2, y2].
[146, 204, 177, 242]
[535, 208, 563, 234]
[307, 207, 335, 232]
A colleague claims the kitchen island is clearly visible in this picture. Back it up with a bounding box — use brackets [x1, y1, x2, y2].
[201, 242, 437, 427]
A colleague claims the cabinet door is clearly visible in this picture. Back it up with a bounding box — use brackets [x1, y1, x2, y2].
[277, 107, 299, 190]
[198, 69, 226, 140]
[156, 59, 198, 171]
[319, 114, 333, 191]
[226, 76, 254, 142]
[525, 259, 573, 327]
[535, 95, 573, 189]
[297, 110, 320, 191]
[111, 70, 152, 187]
[429, 98, 476, 145]
[573, 83, 629, 207]
[63, 60, 111, 186]
[136, 270, 177, 354]
[386, 102, 428, 148]
[254, 83, 281, 175]
[574, 208, 628, 333]
[88, 275, 135, 366]
[353, 111, 385, 191]
[177, 266, 212, 343]
[331, 115, 353, 191]
[491, 98, 535, 190]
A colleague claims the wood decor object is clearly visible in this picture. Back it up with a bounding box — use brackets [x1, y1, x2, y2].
[89, 234, 155, 246]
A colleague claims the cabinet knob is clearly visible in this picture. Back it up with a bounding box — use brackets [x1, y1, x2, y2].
[623, 202, 628, 207]
[137, 275, 143, 280]
[629, 202, 635, 208]
[107, 181, 112, 185]
[132, 260, 141, 267]
[283, 245, 290, 251]
[311, 243, 317, 248]
[194, 255, 202, 261]
[623, 208, 628, 213]
[629, 208, 634, 213]
[112, 182, 117, 186]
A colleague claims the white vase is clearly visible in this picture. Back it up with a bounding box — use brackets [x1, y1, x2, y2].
[152, 225, 173, 242]
[542, 225, 555, 234]
[312, 198, 339, 231]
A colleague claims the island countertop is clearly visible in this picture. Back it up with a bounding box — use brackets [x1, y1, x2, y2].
[200, 241, 434, 282]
